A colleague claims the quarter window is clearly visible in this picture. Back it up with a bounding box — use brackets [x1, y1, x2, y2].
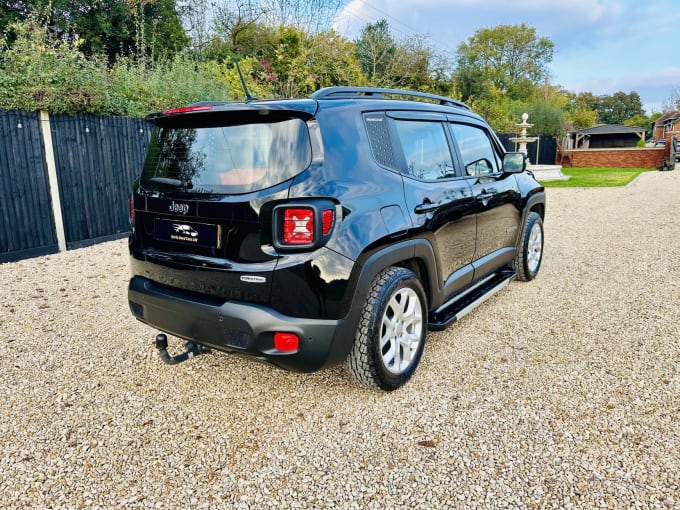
[449, 124, 500, 176]
[393, 120, 455, 180]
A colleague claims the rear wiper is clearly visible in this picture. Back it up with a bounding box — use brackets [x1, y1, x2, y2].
[147, 177, 193, 189]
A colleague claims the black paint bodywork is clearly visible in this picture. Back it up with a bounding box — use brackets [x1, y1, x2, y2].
[128, 90, 545, 372]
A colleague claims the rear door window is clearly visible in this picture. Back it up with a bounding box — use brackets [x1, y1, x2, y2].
[141, 118, 312, 194]
[393, 120, 455, 180]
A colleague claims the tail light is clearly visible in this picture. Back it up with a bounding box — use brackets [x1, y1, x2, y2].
[129, 195, 135, 225]
[273, 201, 336, 251]
[283, 208, 315, 245]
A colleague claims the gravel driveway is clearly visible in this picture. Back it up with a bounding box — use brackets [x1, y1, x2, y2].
[1, 171, 679, 509]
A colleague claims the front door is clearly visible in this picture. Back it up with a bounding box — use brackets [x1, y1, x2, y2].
[447, 122, 522, 276]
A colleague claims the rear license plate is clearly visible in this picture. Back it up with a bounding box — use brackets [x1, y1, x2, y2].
[154, 219, 221, 249]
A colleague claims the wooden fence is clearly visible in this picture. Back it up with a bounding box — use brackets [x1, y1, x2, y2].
[0, 111, 150, 263]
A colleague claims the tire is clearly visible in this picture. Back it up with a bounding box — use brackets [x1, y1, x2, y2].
[345, 267, 427, 391]
[514, 211, 544, 281]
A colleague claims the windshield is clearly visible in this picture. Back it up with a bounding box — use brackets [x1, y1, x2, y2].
[141, 118, 312, 194]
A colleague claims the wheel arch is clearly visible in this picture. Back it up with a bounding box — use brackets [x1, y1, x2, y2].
[355, 239, 440, 311]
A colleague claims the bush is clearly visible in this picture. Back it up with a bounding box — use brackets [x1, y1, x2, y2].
[0, 19, 110, 114]
[108, 55, 231, 117]
[0, 18, 233, 117]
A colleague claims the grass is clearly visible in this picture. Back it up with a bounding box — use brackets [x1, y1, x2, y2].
[539, 167, 655, 187]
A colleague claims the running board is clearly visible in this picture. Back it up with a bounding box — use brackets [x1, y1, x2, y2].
[428, 269, 516, 331]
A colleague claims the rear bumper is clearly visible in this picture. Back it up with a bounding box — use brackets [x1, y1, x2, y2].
[128, 276, 355, 372]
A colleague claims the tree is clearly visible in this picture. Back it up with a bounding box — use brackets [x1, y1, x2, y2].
[598, 91, 644, 125]
[260, 0, 342, 32]
[570, 90, 644, 125]
[454, 23, 554, 101]
[662, 86, 680, 112]
[0, 0, 189, 63]
[212, 0, 268, 56]
[387, 35, 452, 94]
[356, 19, 395, 86]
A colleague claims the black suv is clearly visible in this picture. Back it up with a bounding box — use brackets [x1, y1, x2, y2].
[128, 87, 545, 390]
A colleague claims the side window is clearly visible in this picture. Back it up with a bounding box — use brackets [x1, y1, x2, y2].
[393, 120, 455, 180]
[449, 123, 500, 177]
[364, 113, 399, 171]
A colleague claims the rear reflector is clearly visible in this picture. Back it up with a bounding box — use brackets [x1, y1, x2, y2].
[322, 209, 334, 235]
[274, 332, 299, 352]
[282, 208, 314, 245]
[163, 105, 214, 115]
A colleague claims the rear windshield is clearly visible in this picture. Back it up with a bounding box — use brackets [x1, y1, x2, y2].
[141, 118, 312, 194]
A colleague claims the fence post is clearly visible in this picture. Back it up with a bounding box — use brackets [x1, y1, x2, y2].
[39, 111, 66, 253]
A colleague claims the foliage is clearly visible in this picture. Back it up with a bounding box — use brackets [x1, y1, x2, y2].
[109, 54, 230, 116]
[597, 91, 644, 125]
[569, 90, 645, 125]
[356, 19, 395, 86]
[0, 18, 228, 116]
[517, 101, 565, 137]
[467, 88, 520, 133]
[0, 19, 110, 114]
[541, 168, 654, 188]
[565, 107, 598, 131]
[455, 23, 554, 101]
[0, 0, 189, 64]
[0, 11, 662, 129]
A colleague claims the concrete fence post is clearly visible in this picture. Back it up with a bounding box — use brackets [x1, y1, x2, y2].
[39, 111, 67, 253]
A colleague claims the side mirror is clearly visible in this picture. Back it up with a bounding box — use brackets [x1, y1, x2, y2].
[502, 152, 526, 174]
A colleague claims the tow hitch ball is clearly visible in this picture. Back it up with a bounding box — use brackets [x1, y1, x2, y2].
[155, 333, 210, 365]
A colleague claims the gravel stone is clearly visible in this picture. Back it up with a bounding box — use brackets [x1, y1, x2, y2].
[1, 171, 679, 509]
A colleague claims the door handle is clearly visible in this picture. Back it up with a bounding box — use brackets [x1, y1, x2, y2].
[414, 201, 441, 214]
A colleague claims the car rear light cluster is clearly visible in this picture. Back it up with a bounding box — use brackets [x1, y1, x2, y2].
[129, 195, 135, 225]
[273, 201, 336, 251]
[282, 208, 315, 245]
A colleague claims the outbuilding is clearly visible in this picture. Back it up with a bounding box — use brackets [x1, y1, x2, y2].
[569, 124, 645, 149]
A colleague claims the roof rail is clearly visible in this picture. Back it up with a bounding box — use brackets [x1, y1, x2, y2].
[310, 86, 471, 111]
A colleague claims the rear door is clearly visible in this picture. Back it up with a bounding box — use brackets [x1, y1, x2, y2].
[130, 109, 315, 304]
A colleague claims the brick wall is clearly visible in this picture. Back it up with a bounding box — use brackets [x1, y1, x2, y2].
[565, 148, 665, 168]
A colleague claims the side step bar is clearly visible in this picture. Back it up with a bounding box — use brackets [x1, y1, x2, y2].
[428, 269, 516, 331]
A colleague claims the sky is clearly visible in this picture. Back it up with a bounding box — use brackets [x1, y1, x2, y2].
[333, 0, 680, 114]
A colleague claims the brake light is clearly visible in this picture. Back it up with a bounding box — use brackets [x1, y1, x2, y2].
[274, 332, 299, 352]
[283, 208, 314, 245]
[162, 105, 213, 115]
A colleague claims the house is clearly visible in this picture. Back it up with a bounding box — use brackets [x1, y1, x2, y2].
[653, 111, 680, 141]
[569, 124, 646, 149]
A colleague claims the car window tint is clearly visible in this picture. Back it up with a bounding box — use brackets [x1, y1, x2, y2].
[393, 120, 455, 180]
[141, 118, 311, 194]
[449, 123, 500, 177]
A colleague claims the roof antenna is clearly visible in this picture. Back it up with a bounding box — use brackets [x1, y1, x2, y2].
[234, 59, 257, 102]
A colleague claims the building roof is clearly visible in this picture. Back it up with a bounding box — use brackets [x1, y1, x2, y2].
[654, 111, 680, 126]
[574, 124, 645, 135]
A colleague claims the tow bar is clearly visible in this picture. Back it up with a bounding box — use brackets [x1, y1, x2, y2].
[155, 333, 210, 365]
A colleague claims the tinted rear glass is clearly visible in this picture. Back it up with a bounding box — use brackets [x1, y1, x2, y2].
[141, 118, 312, 194]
